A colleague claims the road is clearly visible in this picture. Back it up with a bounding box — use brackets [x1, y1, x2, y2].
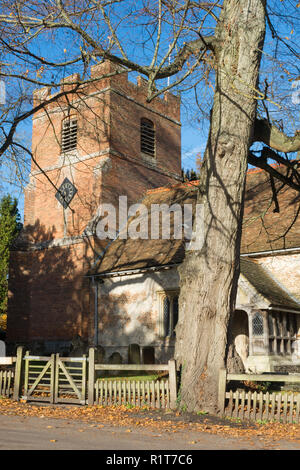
[0, 414, 299, 451]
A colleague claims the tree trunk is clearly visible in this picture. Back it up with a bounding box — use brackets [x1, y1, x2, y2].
[175, 0, 266, 413]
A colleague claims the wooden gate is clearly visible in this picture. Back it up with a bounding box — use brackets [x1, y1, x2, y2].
[54, 355, 87, 404]
[23, 354, 55, 403]
[22, 353, 87, 404]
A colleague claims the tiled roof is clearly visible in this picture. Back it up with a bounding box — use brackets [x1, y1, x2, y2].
[90, 166, 300, 276]
[242, 166, 300, 252]
[240, 258, 300, 310]
[91, 183, 197, 274]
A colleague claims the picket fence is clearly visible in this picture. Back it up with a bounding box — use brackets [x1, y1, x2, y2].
[95, 378, 170, 408]
[0, 357, 15, 398]
[89, 352, 177, 409]
[218, 369, 300, 423]
[3, 352, 300, 421]
[0, 369, 14, 397]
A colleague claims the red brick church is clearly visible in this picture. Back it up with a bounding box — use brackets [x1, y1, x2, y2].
[7, 60, 182, 354]
[7, 61, 300, 374]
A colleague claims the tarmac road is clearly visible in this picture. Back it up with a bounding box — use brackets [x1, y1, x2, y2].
[0, 414, 299, 451]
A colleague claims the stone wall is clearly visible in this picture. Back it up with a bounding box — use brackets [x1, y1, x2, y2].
[255, 253, 300, 302]
[97, 267, 179, 364]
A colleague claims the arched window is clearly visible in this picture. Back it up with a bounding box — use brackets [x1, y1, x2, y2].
[163, 296, 170, 336]
[160, 292, 179, 338]
[141, 118, 155, 157]
[61, 116, 77, 152]
[252, 312, 264, 336]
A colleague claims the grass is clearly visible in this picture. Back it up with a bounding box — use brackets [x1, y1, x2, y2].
[96, 374, 164, 382]
[225, 416, 242, 424]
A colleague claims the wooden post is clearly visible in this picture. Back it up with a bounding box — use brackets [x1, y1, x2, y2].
[23, 350, 29, 400]
[54, 353, 59, 403]
[81, 355, 87, 405]
[50, 354, 56, 404]
[88, 347, 95, 405]
[13, 346, 23, 401]
[168, 359, 177, 410]
[218, 368, 227, 417]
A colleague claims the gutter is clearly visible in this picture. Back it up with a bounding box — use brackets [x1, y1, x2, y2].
[268, 306, 300, 315]
[86, 263, 181, 280]
[241, 247, 300, 258]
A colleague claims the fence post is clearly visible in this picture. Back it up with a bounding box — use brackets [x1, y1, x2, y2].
[13, 346, 23, 401]
[218, 368, 227, 417]
[168, 359, 177, 410]
[50, 354, 56, 404]
[88, 347, 95, 405]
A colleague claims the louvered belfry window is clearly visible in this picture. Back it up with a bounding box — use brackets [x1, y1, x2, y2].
[61, 117, 77, 152]
[141, 118, 155, 157]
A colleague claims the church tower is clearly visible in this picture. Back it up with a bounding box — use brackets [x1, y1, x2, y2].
[7, 61, 181, 353]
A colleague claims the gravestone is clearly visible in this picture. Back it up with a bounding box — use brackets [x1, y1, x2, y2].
[95, 345, 105, 379]
[108, 351, 123, 376]
[142, 346, 155, 364]
[95, 345, 105, 364]
[0, 340, 6, 357]
[70, 335, 88, 355]
[128, 344, 141, 365]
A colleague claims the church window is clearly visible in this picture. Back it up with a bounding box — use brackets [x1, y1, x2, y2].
[61, 117, 77, 152]
[141, 118, 155, 157]
[252, 312, 264, 336]
[159, 291, 179, 338]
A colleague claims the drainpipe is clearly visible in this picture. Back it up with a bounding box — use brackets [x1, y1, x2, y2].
[92, 276, 98, 347]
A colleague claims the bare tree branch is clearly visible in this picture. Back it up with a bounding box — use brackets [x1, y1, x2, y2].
[254, 119, 300, 153]
[248, 151, 300, 192]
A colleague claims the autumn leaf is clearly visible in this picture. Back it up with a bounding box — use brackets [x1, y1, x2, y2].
[0, 398, 300, 444]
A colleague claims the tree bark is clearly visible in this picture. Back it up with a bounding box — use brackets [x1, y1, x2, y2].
[175, 0, 266, 413]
